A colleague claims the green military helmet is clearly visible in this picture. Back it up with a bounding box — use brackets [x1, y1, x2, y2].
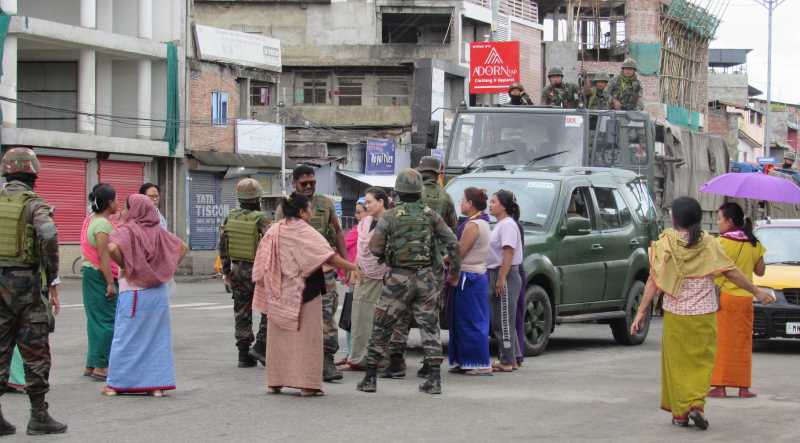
[395, 168, 424, 194]
[417, 156, 442, 174]
[592, 73, 611, 84]
[547, 67, 564, 78]
[1, 147, 40, 177]
[235, 178, 263, 201]
[508, 81, 525, 93]
[622, 57, 638, 71]
[785, 150, 797, 161]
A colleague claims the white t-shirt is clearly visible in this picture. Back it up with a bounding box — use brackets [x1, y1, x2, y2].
[486, 217, 523, 269]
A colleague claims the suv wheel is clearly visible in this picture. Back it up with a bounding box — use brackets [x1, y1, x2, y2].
[523, 285, 553, 357]
[610, 280, 650, 345]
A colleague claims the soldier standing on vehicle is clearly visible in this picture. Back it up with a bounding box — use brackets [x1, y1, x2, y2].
[584, 73, 611, 110]
[276, 165, 348, 382]
[0, 148, 67, 436]
[356, 169, 460, 395]
[508, 82, 533, 106]
[776, 151, 800, 185]
[383, 156, 458, 380]
[608, 58, 644, 111]
[541, 67, 580, 108]
[219, 178, 269, 368]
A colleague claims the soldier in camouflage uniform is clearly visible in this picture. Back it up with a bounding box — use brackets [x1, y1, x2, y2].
[608, 58, 643, 111]
[276, 165, 348, 382]
[383, 156, 457, 379]
[219, 178, 269, 368]
[508, 82, 534, 106]
[583, 73, 611, 110]
[356, 169, 460, 395]
[541, 67, 580, 108]
[0, 148, 67, 436]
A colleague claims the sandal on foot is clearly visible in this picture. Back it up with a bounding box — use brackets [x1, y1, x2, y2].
[491, 362, 513, 373]
[101, 387, 117, 397]
[738, 388, 757, 398]
[688, 410, 709, 431]
[707, 387, 726, 398]
[90, 370, 108, 382]
[464, 369, 493, 376]
[83, 368, 95, 377]
[300, 389, 324, 397]
[149, 390, 164, 398]
[268, 387, 282, 394]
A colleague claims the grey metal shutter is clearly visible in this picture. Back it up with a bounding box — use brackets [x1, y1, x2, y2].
[189, 171, 223, 250]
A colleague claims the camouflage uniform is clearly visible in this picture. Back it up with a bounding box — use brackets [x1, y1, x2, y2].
[541, 83, 581, 108]
[219, 203, 269, 367]
[357, 169, 460, 395]
[608, 59, 643, 111]
[0, 148, 67, 436]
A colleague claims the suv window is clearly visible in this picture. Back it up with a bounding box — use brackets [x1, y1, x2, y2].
[626, 181, 655, 223]
[567, 187, 596, 229]
[594, 187, 631, 230]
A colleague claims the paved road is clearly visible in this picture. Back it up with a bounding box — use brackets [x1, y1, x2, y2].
[2, 279, 798, 442]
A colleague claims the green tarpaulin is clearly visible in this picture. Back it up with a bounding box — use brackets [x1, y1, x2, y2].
[628, 43, 661, 76]
[667, 105, 702, 131]
[163, 42, 180, 157]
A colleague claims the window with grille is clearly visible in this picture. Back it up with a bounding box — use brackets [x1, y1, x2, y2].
[338, 77, 363, 106]
[298, 71, 329, 105]
[376, 77, 411, 106]
[250, 82, 272, 106]
[211, 91, 228, 127]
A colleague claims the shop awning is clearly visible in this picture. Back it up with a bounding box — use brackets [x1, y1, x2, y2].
[337, 170, 396, 188]
[190, 151, 294, 169]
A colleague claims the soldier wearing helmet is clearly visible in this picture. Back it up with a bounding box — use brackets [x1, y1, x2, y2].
[383, 156, 457, 380]
[0, 148, 67, 435]
[507, 82, 533, 105]
[777, 150, 800, 185]
[219, 178, 269, 368]
[608, 57, 644, 111]
[357, 168, 460, 396]
[583, 72, 611, 110]
[541, 67, 580, 108]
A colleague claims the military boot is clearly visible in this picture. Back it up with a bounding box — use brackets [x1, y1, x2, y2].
[0, 405, 16, 436]
[356, 367, 377, 393]
[419, 362, 442, 395]
[416, 360, 431, 378]
[323, 353, 343, 382]
[380, 353, 406, 379]
[248, 340, 266, 367]
[26, 395, 67, 436]
[238, 347, 257, 368]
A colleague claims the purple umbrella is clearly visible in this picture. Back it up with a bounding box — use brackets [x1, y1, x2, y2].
[700, 172, 800, 204]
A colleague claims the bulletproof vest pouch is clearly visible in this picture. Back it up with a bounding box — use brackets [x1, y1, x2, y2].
[0, 191, 37, 267]
[387, 202, 433, 269]
[224, 210, 264, 262]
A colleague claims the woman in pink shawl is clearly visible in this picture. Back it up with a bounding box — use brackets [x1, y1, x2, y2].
[102, 194, 187, 397]
[252, 193, 358, 397]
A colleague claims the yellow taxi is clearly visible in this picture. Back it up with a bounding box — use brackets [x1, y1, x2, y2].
[753, 219, 800, 338]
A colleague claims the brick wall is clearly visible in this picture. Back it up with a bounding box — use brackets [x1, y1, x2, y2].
[512, 20, 543, 100]
[626, 0, 661, 43]
[190, 61, 240, 153]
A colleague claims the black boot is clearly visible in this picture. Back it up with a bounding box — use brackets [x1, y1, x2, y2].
[356, 367, 377, 393]
[238, 347, 257, 368]
[248, 341, 266, 366]
[0, 405, 16, 436]
[323, 353, 343, 382]
[416, 360, 431, 378]
[380, 354, 406, 379]
[26, 395, 67, 436]
[419, 362, 442, 395]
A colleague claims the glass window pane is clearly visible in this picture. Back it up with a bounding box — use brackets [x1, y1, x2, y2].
[594, 188, 621, 230]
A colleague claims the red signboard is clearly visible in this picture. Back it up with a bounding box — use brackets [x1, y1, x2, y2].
[469, 41, 520, 94]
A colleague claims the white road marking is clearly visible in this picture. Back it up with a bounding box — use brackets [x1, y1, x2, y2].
[61, 303, 84, 308]
[193, 305, 233, 311]
[170, 303, 219, 308]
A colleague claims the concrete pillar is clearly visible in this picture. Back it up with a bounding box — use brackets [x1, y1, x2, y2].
[1, 36, 17, 128]
[96, 55, 113, 137]
[139, 0, 153, 39]
[97, 0, 113, 32]
[78, 49, 96, 134]
[137, 59, 152, 139]
[81, 0, 97, 28]
[552, 13, 559, 41]
[610, 21, 617, 47]
[0, 0, 18, 15]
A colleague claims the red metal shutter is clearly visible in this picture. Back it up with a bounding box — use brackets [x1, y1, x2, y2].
[35, 156, 87, 243]
[98, 160, 145, 208]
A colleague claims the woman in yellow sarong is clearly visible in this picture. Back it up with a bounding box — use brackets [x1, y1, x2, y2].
[709, 203, 766, 399]
[631, 197, 775, 430]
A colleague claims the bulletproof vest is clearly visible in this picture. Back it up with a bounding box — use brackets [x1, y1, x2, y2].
[0, 189, 38, 267]
[308, 195, 336, 248]
[224, 209, 267, 262]
[421, 182, 448, 219]
[386, 201, 434, 269]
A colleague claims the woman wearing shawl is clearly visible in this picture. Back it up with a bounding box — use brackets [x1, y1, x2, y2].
[252, 193, 358, 397]
[709, 203, 766, 399]
[447, 187, 492, 375]
[348, 188, 388, 370]
[102, 194, 187, 397]
[81, 184, 120, 381]
[631, 197, 775, 430]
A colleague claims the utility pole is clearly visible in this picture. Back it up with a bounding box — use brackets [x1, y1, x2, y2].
[491, 0, 499, 41]
[755, 0, 786, 159]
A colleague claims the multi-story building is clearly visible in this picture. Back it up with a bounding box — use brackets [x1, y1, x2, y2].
[0, 0, 187, 274]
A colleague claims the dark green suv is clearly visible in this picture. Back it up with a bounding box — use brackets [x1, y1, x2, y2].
[445, 166, 659, 356]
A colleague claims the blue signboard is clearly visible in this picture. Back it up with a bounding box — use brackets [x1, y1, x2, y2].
[758, 157, 776, 165]
[365, 138, 396, 175]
